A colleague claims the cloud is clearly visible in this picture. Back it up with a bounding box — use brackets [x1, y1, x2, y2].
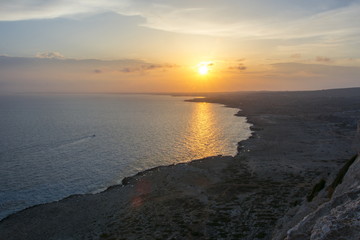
[119, 63, 175, 73]
[229, 63, 247, 71]
[3, 53, 221, 93]
[290, 54, 302, 59]
[119, 1, 360, 43]
[271, 62, 360, 77]
[36, 51, 65, 59]
[1, 0, 359, 43]
[0, 55, 174, 74]
[241, 62, 360, 90]
[0, 55, 181, 93]
[120, 67, 132, 73]
[316, 56, 332, 63]
[142, 64, 162, 70]
[198, 61, 213, 67]
[1, 55, 360, 93]
[0, 0, 124, 21]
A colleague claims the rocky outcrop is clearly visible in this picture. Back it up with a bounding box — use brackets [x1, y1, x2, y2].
[278, 155, 360, 240]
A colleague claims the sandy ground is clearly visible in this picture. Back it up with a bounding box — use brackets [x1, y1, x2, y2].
[1, 88, 360, 240]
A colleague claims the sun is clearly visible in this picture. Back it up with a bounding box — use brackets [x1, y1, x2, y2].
[198, 65, 209, 75]
[197, 61, 213, 75]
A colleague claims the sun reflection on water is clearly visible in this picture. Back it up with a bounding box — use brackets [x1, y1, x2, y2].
[186, 102, 224, 158]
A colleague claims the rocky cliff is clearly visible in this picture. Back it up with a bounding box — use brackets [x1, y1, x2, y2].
[274, 155, 360, 240]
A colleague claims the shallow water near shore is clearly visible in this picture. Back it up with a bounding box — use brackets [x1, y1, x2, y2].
[0, 94, 251, 220]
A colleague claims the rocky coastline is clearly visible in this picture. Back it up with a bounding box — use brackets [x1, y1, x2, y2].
[1, 88, 360, 239]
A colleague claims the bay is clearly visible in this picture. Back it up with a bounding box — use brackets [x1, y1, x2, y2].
[0, 94, 251, 219]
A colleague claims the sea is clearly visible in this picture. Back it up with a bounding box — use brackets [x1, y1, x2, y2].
[0, 94, 251, 220]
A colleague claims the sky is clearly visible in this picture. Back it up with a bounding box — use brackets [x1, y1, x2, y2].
[1, 0, 360, 93]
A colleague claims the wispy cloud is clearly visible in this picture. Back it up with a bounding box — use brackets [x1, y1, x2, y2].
[0, 55, 179, 92]
[0, 55, 175, 74]
[271, 62, 360, 78]
[315, 56, 332, 63]
[229, 63, 247, 71]
[290, 54, 302, 59]
[118, 63, 175, 73]
[239, 62, 360, 90]
[0, 0, 124, 21]
[36, 51, 64, 59]
[1, 0, 359, 42]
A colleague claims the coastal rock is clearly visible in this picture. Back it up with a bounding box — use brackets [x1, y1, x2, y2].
[283, 156, 360, 240]
[310, 196, 360, 240]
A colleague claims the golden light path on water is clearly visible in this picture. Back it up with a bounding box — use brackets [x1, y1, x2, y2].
[132, 102, 220, 208]
[186, 102, 223, 158]
[1, 94, 252, 217]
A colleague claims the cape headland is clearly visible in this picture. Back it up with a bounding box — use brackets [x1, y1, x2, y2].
[1, 88, 360, 240]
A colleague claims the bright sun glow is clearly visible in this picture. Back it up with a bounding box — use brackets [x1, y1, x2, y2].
[197, 61, 213, 75]
[198, 65, 209, 75]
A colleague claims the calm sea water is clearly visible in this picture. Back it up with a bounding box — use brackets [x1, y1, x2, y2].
[0, 94, 251, 219]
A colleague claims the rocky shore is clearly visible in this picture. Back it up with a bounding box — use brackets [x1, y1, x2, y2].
[1, 88, 360, 240]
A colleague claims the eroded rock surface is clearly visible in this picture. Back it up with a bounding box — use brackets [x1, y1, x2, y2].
[283, 156, 360, 240]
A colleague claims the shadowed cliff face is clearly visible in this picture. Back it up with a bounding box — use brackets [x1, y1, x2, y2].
[1, 88, 360, 240]
[354, 121, 360, 153]
[283, 156, 360, 240]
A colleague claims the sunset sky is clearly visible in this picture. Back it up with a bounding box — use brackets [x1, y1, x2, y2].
[1, 0, 360, 93]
